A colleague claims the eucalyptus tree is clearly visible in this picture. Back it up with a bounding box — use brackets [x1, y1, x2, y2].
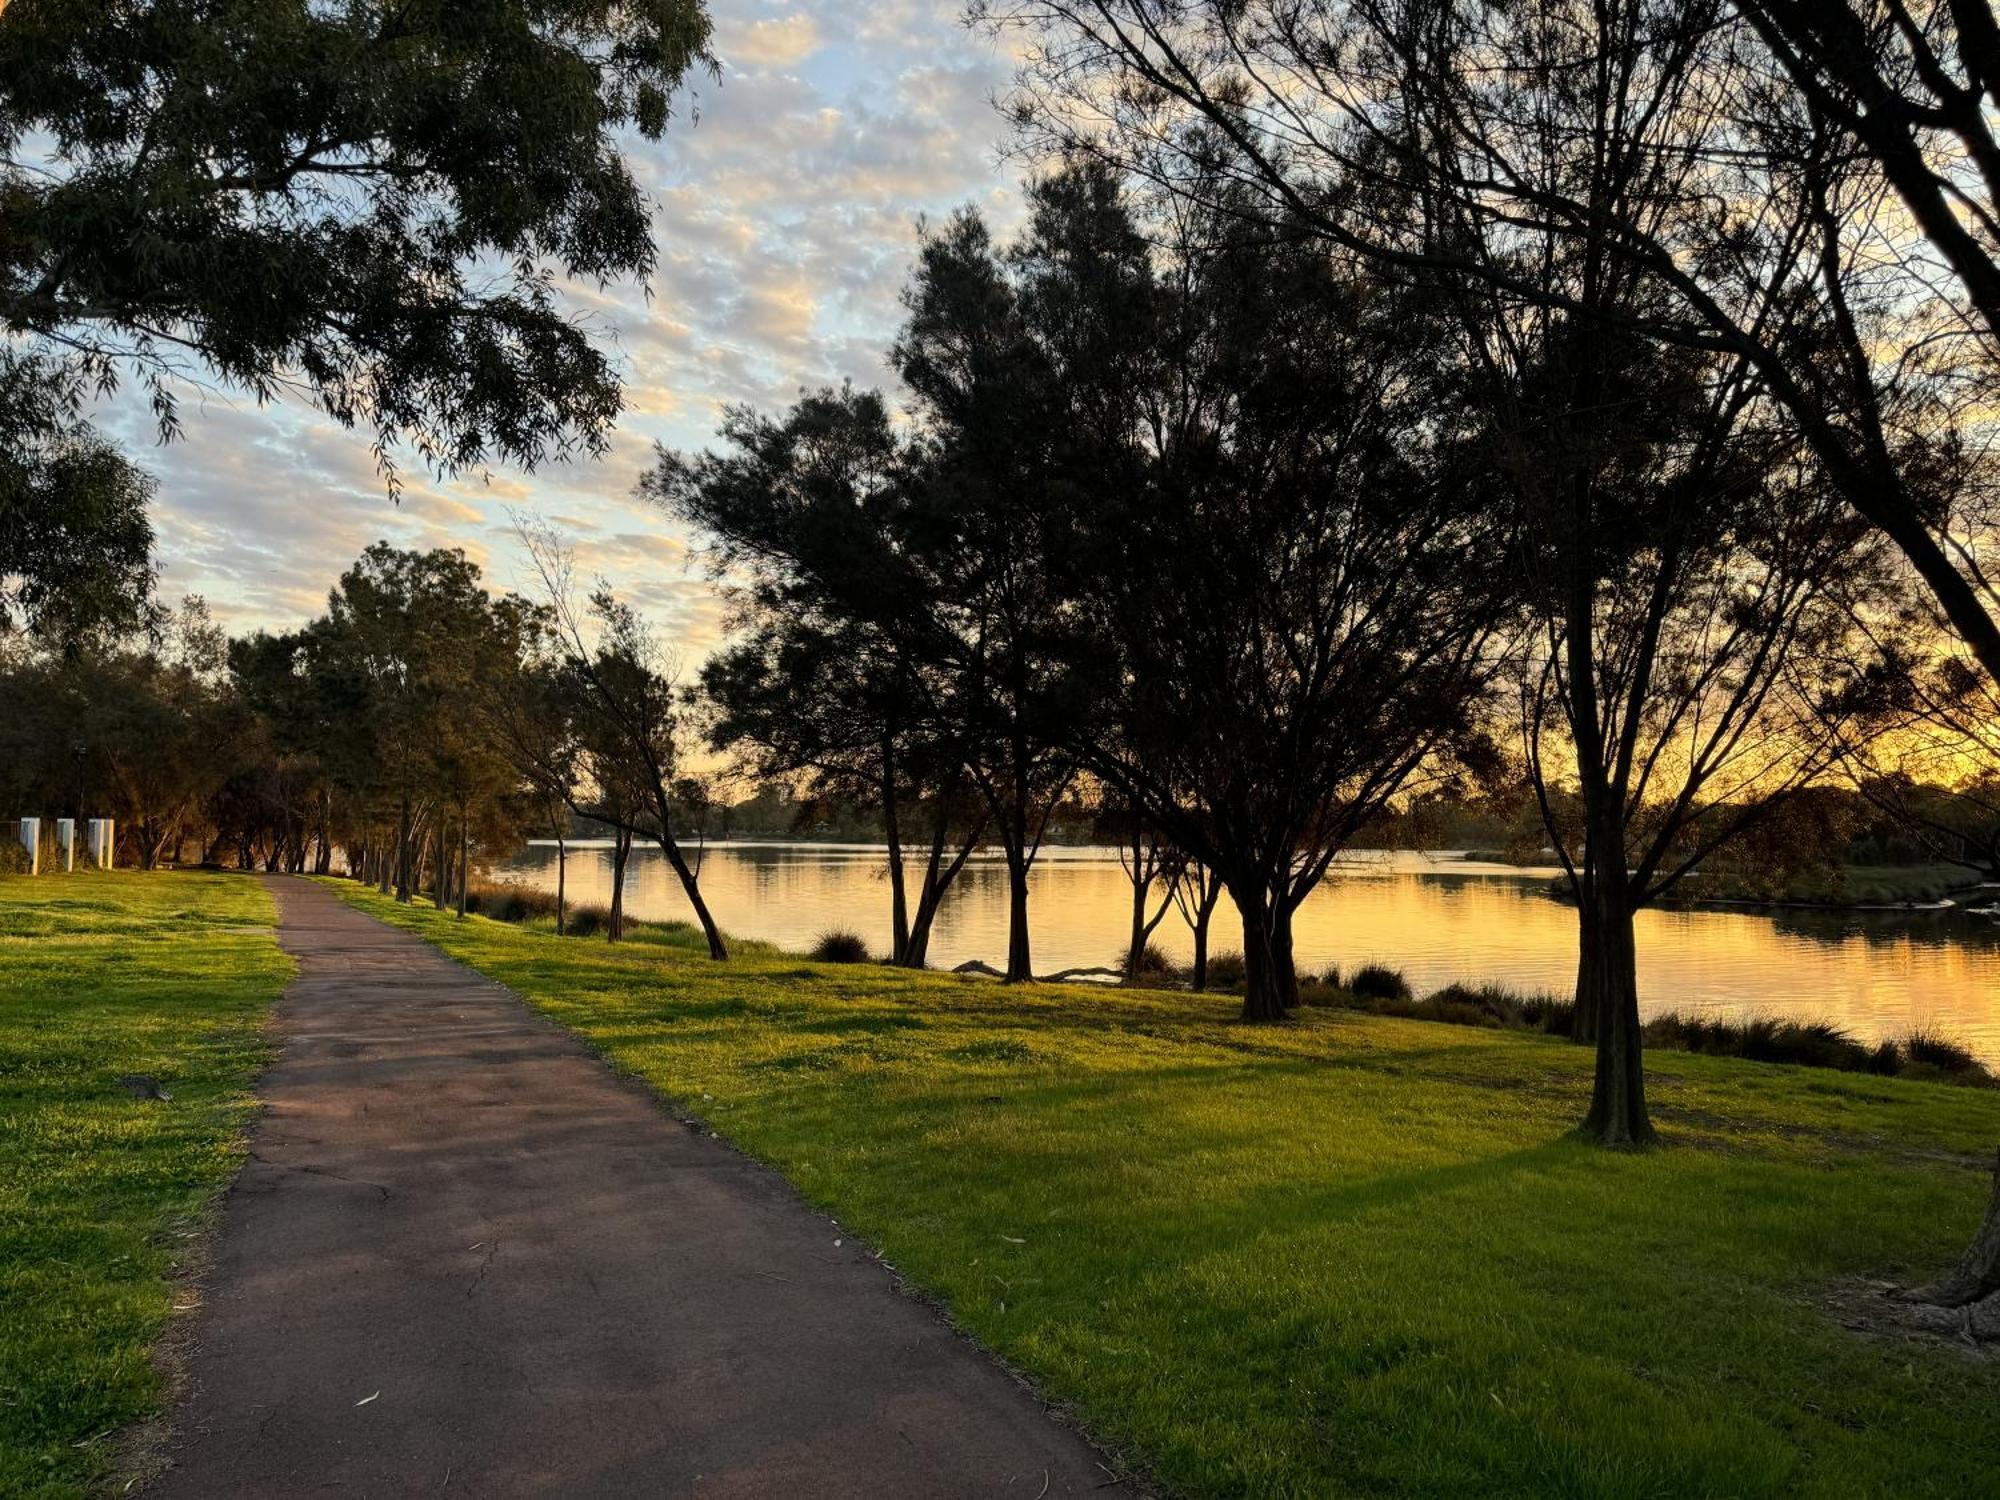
[1500, 326, 1876, 1143]
[484, 603, 584, 934]
[322, 544, 513, 901]
[660, 169, 1143, 981]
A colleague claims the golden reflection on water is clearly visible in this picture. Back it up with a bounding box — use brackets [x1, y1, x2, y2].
[499, 843, 2000, 1058]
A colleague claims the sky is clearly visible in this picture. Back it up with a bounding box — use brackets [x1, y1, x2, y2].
[95, 0, 1025, 656]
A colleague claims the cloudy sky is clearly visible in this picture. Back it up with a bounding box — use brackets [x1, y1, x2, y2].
[97, 0, 1025, 656]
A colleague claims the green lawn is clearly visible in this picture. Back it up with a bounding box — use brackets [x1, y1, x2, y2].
[0, 871, 288, 1500]
[328, 879, 2000, 1498]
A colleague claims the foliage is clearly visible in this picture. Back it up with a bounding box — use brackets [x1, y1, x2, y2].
[0, 0, 714, 484]
[0, 354, 156, 648]
[334, 879, 2000, 1499]
[0, 871, 287, 1497]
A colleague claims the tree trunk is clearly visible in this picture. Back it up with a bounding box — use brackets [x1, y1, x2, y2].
[883, 742, 911, 965]
[555, 832, 567, 937]
[1570, 897, 1600, 1044]
[1002, 849, 1033, 983]
[1124, 845, 1155, 981]
[1190, 876, 1220, 990]
[1908, 1150, 2000, 1311]
[1577, 868, 1653, 1146]
[608, 826, 631, 942]
[906, 811, 980, 969]
[395, 796, 412, 903]
[456, 807, 469, 918]
[432, 817, 450, 909]
[1233, 883, 1291, 1022]
[652, 828, 727, 960]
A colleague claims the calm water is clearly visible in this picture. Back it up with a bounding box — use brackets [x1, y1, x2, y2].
[496, 842, 2000, 1059]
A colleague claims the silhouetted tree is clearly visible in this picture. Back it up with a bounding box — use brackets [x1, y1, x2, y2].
[658, 387, 986, 966]
[1078, 188, 1510, 1022]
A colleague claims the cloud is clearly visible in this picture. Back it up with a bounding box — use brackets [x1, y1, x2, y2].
[718, 11, 826, 70]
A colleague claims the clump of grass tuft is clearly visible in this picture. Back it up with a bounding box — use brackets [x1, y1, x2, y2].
[810, 929, 871, 964]
[1349, 963, 1413, 1002]
[1201, 949, 1246, 990]
[1124, 941, 1179, 981]
[1641, 1011, 1991, 1086]
[464, 881, 563, 924]
[1899, 1026, 1985, 1079]
[563, 903, 613, 938]
[1327, 979, 1575, 1035]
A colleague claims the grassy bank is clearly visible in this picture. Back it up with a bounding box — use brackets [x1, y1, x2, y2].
[0, 871, 288, 1499]
[330, 879, 2000, 1498]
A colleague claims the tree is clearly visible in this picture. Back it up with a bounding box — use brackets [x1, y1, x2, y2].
[1077, 187, 1510, 1022]
[484, 604, 583, 935]
[656, 386, 987, 969]
[1, 0, 714, 485]
[322, 544, 515, 902]
[657, 166, 1141, 988]
[1096, 797, 1179, 982]
[0, 354, 155, 648]
[1504, 327, 1875, 1143]
[522, 530, 728, 958]
[885, 171, 1144, 981]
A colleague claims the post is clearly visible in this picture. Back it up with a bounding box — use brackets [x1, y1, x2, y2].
[18, 818, 41, 875]
[54, 818, 75, 872]
[87, 818, 116, 869]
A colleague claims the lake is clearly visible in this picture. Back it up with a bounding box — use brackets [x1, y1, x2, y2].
[495, 841, 2000, 1059]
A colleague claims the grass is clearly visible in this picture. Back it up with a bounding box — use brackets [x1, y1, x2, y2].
[326, 877, 2000, 1498]
[0, 871, 289, 1500]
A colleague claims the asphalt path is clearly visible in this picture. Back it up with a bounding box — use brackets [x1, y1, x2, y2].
[148, 876, 1117, 1498]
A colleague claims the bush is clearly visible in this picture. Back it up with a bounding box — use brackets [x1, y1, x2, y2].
[1201, 950, 1246, 991]
[565, 904, 611, 938]
[1349, 964, 1412, 1002]
[1422, 982, 1576, 1035]
[810, 929, 870, 964]
[464, 881, 562, 924]
[0, 841, 30, 876]
[1638, 1011, 1992, 1085]
[1899, 1026, 1986, 1079]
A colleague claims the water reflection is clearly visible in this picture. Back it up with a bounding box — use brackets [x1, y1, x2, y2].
[495, 842, 2000, 1058]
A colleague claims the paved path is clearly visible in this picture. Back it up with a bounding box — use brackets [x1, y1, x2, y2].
[150, 877, 1117, 1498]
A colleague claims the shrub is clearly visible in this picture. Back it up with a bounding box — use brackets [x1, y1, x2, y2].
[1349, 964, 1412, 1002]
[0, 841, 30, 876]
[565, 904, 611, 938]
[1201, 950, 1247, 990]
[810, 929, 870, 964]
[1132, 941, 1178, 979]
[1899, 1026, 1987, 1080]
[463, 881, 563, 925]
[1420, 982, 1576, 1035]
[1320, 964, 1344, 990]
